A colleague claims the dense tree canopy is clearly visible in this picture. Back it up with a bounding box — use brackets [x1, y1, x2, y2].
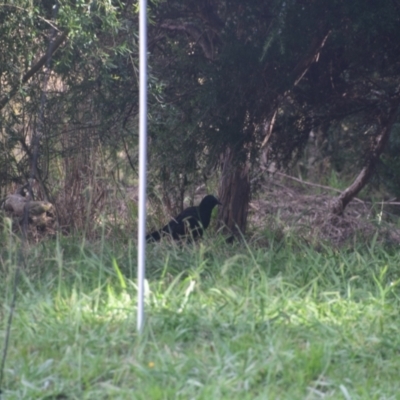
[148, 0, 400, 229]
[0, 0, 399, 233]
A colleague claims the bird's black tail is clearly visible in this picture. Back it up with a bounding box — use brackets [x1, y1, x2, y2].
[146, 230, 162, 242]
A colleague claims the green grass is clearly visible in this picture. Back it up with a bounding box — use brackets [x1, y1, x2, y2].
[1, 233, 400, 399]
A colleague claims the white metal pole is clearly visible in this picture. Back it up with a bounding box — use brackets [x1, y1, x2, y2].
[137, 0, 148, 332]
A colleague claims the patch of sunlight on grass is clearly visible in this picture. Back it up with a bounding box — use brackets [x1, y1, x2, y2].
[2, 237, 400, 398]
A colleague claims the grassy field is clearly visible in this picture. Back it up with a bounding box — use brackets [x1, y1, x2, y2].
[1, 232, 400, 399]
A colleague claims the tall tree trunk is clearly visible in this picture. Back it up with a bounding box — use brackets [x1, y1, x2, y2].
[217, 147, 250, 237]
[332, 101, 400, 215]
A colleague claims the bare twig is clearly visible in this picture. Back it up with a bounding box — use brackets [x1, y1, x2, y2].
[274, 171, 365, 204]
[0, 31, 68, 111]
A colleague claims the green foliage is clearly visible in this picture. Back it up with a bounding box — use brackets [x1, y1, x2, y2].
[1, 0, 400, 230]
[0, 0, 146, 193]
[146, 0, 400, 205]
[2, 236, 400, 397]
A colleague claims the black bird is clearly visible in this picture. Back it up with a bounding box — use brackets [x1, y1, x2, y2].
[146, 195, 221, 242]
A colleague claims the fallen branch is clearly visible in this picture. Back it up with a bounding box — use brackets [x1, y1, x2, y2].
[332, 100, 400, 215]
[274, 171, 366, 204]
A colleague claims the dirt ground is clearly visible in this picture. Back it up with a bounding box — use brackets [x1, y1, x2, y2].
[248, 173, 400, 247]
[4, 173, 400, 247]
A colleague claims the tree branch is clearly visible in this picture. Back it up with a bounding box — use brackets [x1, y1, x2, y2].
[292, 30, 331, 87]
[274, 171, 365, 203]
[0, 31, 68, 111]
[332, 100, 400, 215]
[260, 31, 331, 151]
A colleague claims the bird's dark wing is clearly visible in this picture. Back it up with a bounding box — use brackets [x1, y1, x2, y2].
[160, 218, 185, 239]
[162, 206, 202, 239]
[146, 229, 162, 242]
[146, 195, 220, 243]
[146, 219, 184, 242]
[173, 206, 199, 224]
[146, 206, 203, 242]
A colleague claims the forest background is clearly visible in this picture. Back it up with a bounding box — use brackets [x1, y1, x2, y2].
[1, 1, 400, 398]
[1, 0, 400, 237]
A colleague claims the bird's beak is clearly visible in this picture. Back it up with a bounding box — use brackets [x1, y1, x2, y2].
[217, 200, 222, 206]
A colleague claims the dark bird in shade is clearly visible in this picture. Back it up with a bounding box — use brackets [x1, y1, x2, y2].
[146, 195, 221, 242]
